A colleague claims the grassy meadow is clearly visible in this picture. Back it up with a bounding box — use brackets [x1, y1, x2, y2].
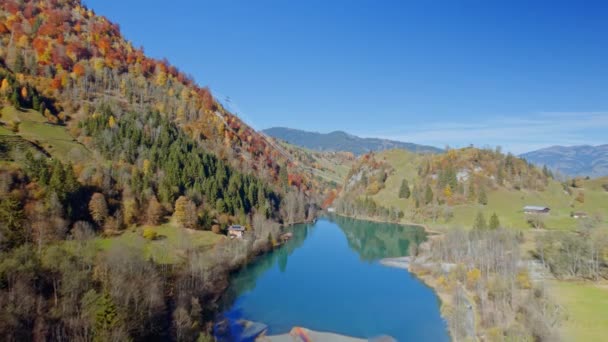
[549, 280, 608, 342]
[94, 223, 225, 264]
[0, 106, 90, 162]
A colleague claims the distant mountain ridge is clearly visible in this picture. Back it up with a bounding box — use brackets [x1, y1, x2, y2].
[521, 144, 608, 178]
[263, 127, 442, 155]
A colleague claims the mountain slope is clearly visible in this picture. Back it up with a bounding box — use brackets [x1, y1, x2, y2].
[263, 127, 442, 155]
[521, 145, 608, 178]
[336, 147, 608, 230]
[0, 0, 318, 195]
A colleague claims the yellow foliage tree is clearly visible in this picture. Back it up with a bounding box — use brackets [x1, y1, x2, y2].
[0, 78, 9, 93]
[173, 196, 197, 228]
[142, 228, 158, 240]
[466, 268, 481, 290]
[89, 192, 108, 225]
[123, 197, 138, 226]
[516, 270, 532, 289]
[443, 185, 452, 199]
[142, 159, 151, 175]
[155, 71, 167, 86]
[108, 115, 116, 128]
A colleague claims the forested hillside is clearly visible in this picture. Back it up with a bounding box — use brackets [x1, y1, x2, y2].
[0, 0, 316, 340]
[336, 147, 608, 230]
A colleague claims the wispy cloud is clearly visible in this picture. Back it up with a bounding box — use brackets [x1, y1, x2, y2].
[361, 112, 608, 154]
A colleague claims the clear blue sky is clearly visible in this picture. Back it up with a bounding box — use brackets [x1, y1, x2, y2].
[84, 0, 608, 153]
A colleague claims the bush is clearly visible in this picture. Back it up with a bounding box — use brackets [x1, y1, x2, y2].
[516, 269, 532, 289]
[211, 224, 221, 234]
[142, 228, 158, 240]
[575, 191, 585, 203]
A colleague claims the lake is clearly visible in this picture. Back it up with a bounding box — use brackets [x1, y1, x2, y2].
[216, 216, 449, 341]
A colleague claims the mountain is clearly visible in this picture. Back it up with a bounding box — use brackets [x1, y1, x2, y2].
[521, 145, 608, 178]
[263, 127, 442, 155]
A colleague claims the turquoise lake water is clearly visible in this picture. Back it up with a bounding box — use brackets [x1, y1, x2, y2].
[217, 216, 449, 341]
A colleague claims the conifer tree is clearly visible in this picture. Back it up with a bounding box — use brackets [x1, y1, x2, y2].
[478, 186, 488, 205]
[474, 212, 487, 230]
[425, 184, 433, 205]
[489, 213, 500, 229]
[398, 179, 411, 199]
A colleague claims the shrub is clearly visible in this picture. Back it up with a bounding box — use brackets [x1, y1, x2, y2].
[142, 228, 158, 240]
[516, 270, 532, 289]
[211, 224, 221, 234]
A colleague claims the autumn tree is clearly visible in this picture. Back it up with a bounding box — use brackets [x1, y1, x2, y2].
[173, 196, 197, 228]
[89, 192, 108, 226]
[443, 185, 452, 200]
[146, 196, 163, 225]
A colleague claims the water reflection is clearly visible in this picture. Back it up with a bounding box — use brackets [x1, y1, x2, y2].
[330, 215, 427, 261]
[216, 217, 448, 342]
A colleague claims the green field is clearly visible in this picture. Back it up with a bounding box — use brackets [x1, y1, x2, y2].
[368, 149, 608, 231]
[94, 223, 225, 264]
[0, 106, 90, 162]
[549, 280, 608, 342]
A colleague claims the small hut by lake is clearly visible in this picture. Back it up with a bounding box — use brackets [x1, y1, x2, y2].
[228, 225, 245, 239]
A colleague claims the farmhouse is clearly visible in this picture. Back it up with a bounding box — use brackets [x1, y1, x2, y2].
[571, 212, 588, 219]
[523, 206, 551, 214]
[227, 225, 245, 239]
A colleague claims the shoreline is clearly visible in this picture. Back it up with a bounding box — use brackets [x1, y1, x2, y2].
[215, 215, 456, 341]
[339, 212, 464, 341]
[330, 212, 443, 235]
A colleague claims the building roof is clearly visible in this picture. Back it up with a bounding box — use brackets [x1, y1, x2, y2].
[523, 206, 550, 211]
[228, 225, 245, 231]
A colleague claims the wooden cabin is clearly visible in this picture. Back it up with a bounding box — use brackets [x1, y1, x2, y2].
[571, 212, 588, 219]
[227, 225, 245, 239]
[523, 206, 551, 214]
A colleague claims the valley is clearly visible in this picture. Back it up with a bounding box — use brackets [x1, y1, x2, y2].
[0, 1, 607, 342]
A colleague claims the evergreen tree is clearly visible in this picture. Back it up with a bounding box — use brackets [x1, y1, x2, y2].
[13, 54, 25, 73]
[474, 212, 487, 230]
[467, 181, 476, 201]
[424, 184, 433, 205]
[398, 179, 410, 199]
[489, 213, 500, 229]
[478, 186, 488, 205]
[10, 88, 20, 107]
[95, 292, 120, 340]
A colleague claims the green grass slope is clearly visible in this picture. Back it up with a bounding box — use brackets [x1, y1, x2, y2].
[550, 280, 608, 342]
[0, 106, 90, 163]
[93, 223, 224, 264]
[369, 149, 608, 231]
